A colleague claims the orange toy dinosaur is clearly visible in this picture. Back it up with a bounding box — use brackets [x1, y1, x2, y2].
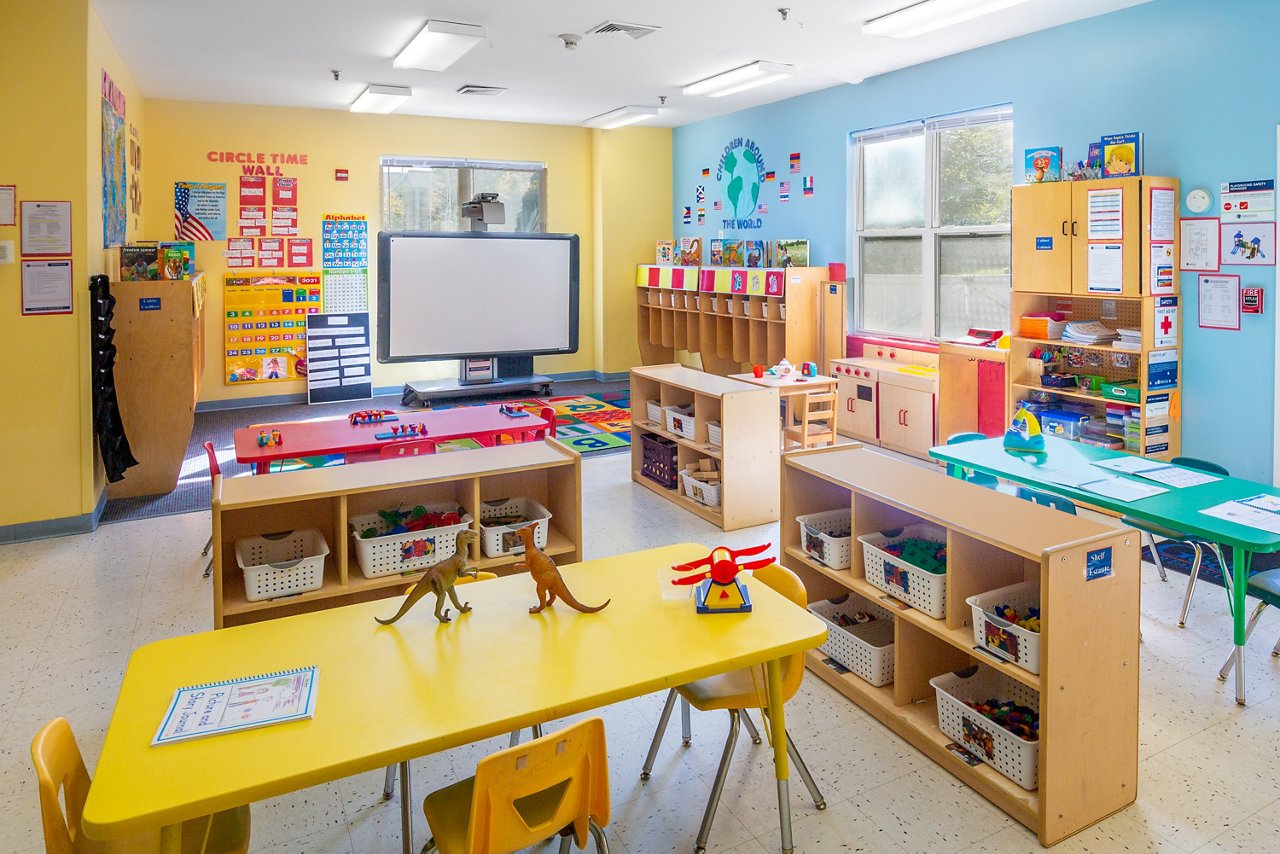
[513, 523, 610, 614]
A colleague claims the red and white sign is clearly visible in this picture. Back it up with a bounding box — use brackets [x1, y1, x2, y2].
[226, 236, 256, 268]
[239, 205, 266, 237]
[258, 237, 284, 267]
[1242, 286, 1265, 315]
[287, 238, 313, 268]
[334, 169, 349, 182]
[272, 177, 297, 206]
[239, 176, 266, 207]
[271, 206, 298, 236]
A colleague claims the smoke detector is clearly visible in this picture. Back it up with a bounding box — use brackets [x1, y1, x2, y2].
[586, 20, 661, 40]
[457, 84, 507, 96]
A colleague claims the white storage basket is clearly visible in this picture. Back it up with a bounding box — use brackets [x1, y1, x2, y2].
[478, 497, 552, 558]
[664, 404, 696, 440]
[967, 582, 1042, 675]
[931, 667, 1040, 790]
[796, 509, 852, 570]
[707, 421, 722, 447]
[644, 400, 663, 426]
[808, 598, 895, 687]
[859, 522, 948, 618]
[679, 468, 722, 507]
[349, 503, 473, 579]
[235, 529, 329, 602]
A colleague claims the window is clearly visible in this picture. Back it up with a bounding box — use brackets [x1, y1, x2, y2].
[852, 107, 1012, 339]
[381, 157, 546, 232]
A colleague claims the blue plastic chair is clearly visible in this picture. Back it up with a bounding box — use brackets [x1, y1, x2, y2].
[944, 432, 999, 489]
[1014, 486, 1077, 515]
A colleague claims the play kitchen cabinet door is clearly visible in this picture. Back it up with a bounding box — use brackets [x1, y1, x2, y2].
[876, 383, 934, 456]
[835, 369, 878, 443]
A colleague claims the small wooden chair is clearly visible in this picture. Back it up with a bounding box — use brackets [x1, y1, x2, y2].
[783, 392, 836, 449]
[32, 717, 250, 853]
[379, 437, 437, 459]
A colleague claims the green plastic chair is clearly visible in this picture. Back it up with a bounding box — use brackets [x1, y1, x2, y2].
[945, 432, 1000, 489]
[1015, 486, 1077, 515]
[1121, 456, 1230, 627]
[1218, 569, 1280, 681]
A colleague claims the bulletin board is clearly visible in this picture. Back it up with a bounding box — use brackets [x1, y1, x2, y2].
[223, 273, 322, 384]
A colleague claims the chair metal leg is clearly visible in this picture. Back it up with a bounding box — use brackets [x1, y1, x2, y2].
[741, 709, 762, 745]
[558, 834, 572, 854]
[695, 710, 740, 854]
[532, 723, 544, 739]
[1146, 532, 1167, 581]
[680, 696, 692, 747]
[420, 842, 437, 854]
[641, 689, 678, 780]
[399, 761, 413, 854]
[203, 557, 213, 579]
[1272, 632, 1280, 657]
[1177, 542, 1204, 627]
[382, 764, 396, 800]
[785, 732, 826, 810]
[1219, 602, 1268, 680]
[201, 535, 213, 556]
[588, 818, 610, 853]
[509, 729, 521, 748]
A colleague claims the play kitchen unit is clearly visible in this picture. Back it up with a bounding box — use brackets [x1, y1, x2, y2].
[832, 344, 939, 459]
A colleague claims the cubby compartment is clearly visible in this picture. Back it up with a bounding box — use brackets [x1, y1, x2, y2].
[967, 581, 1043, 675]
[808, 593, 896, 687]
[932, 665, 1040, 790]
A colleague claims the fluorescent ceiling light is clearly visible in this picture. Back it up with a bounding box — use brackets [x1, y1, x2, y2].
[394, 20, 485, 71]
[582, 105, 660, 129]
[350, 84, 412, 114]
[683, 61, 797, 97]
[863, 0, 1034, 38]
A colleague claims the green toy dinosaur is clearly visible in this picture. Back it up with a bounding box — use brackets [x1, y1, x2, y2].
[375, 529, 480, 624]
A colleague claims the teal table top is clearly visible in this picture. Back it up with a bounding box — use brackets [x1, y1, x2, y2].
[929, 437, 1280, 554]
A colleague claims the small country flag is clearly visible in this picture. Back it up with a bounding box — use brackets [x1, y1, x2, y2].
[697, 207, 705, 225]
[682, 206, 692, 224]
[779, 181, 790, 202]
[765, 171, 776, 182]
[713, 200, 722, 211]
[789, 152, 801, 173]
[803, 176, 814, 197]
[757, 203, 768, 214]
[701, 166, 710, 177]
[695, 184, 706, 203]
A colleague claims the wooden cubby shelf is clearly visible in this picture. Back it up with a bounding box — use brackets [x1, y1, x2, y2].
[631, 364, 780, 531]
[212, 440, 582, 628]
[781, 445, 1139, 846]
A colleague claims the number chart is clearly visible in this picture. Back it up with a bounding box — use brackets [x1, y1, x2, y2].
[223, 273, 323, 385]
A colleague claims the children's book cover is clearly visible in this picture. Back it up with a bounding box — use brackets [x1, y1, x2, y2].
[680, 237, 702, 266]
[656, 240, 675, 265]
[1101, 132, 1143, 177]
[158, 241, 196, 279]
[710, 239, 725, 266]
[119, 243, 160, 281]
[774, 239, 809, 268]
[1024, 147, 1062, 183]
[721, 240, 744, 267]
[744, 240, 765, 268]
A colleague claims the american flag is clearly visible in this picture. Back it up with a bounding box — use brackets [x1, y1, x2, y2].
[174, 184, 213, 241]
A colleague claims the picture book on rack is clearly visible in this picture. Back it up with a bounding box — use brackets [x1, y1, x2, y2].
[721, 240, 744, 267]
[709, 238, 725, 266]
[1024, 147, 1062, 183]
[774, 239, 809, 268]
[153, 666, 318, 746]
[1101, 132, 1143, 177]
[655, 240, 675, 265]
[679, 237, 702, 266]
[744, 240, 765, 268]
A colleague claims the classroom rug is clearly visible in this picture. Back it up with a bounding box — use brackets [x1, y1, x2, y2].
[429, 394, 632, 458]
[1142, 541, 1280, 587]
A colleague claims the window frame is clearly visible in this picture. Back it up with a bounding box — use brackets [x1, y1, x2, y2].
[850, 106, 1013, 340]
[379, 156, 548, 233]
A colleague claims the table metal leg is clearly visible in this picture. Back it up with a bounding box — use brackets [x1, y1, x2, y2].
[399, 761, 413, 854]
[1233, 550, 1253, 705]
[764, 659, 793, 854]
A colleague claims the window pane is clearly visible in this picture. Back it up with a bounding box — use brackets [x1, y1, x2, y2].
[860, 236, 923, 336]
[937, 234, 1011, 339]
[383, 166, 461, 231]
[862, 136, 925, 229]
[471, 169, 544, 232]
[938, 123, 1012, 227]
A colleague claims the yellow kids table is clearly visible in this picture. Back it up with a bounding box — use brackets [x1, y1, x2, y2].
[82, 543, 827, 853]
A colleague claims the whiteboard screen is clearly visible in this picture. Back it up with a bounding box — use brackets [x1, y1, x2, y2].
[377, 232, 579, 363]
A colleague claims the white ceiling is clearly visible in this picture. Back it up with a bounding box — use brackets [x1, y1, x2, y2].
[94, 0, 1151, 128]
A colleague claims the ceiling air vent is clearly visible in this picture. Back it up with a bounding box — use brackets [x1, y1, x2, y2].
[586, 20, 661, 40]
[456, 85, 507, 96]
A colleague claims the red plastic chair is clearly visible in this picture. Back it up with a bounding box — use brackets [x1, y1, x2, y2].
[202, 441, 221, 579]
[531, 407, 557, 441]
[380, 438, 438, 459]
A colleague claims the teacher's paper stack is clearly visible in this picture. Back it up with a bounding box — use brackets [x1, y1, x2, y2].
[1114, 328, 1141, 351]
[1062, 321, 1118, 345]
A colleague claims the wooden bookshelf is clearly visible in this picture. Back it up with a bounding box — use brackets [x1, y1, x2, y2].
[211, 441, 582, 628]
[781, 445, 1139, 846]
[631, 364, 780, 530]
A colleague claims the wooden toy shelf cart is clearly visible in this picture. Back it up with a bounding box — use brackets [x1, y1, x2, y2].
[211, 440, 582, 628]
[780, 444, 1139, 846]
[630, 364, 780, 531]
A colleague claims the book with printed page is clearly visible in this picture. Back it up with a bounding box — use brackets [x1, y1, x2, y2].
[656, 241, 675, 265]
[152, 666, 318, 746]
[721, 240, 744, 267]
[774, 239, 809, 268]
[710, 239, 725, 266]
[1101, 132, 1143, 177]
[1025, 147, 1062, 183]
[744, 240, 765, 268]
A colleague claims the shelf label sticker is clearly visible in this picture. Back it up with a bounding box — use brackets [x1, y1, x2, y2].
[884, 562, 909, 595]
[1035, 237, 1053, 250]
[1086, 546, 1113, 582]
[139, 297, 161, 311]
[1145, 393, 1170, 418]
[1147, 349, 1178, 390]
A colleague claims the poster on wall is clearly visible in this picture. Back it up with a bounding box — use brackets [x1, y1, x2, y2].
[20, 201, 73, 256]
[223, 272, 322, 384]
[1179, 217, 1220, 272]
[1219, 180, 1275, 223]
[321, 269, 367, 312]
[1220, 222, 1275, 266]
[1198, 274, 1241, 330]
[174, 182, 226, 241]
[239, 205, 266, 237]
[320, 214, 368, 268]
[271, 206, 299, 236]
[225, 236, 255, 268]
[257, 237, 284, 267]
[21, 259, 73, 315]
[101, 71, 127, 248]
[306, 312, 372, 404]
[287, 237, 313, 268]
[272, 177, 298, 206]
[239, 176, 266, 207]
[128, 125, 142, 218]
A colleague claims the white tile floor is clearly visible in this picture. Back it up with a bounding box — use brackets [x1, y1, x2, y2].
[4, 450, 1280, 853]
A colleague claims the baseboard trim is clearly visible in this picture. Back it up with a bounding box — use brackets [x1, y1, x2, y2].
[1, 489, 107, 544]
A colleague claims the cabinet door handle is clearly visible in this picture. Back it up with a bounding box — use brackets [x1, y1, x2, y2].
[1062, 220, 1068, 236]
[1071, 221, 1078, 237]
[902, 409, 909, 427]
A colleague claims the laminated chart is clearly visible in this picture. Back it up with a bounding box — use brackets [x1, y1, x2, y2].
[224, 273, 322, 384]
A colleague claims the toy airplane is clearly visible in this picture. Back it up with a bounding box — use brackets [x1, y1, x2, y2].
[670, 543, 774, 614]
[1004, 407, 1046, 454]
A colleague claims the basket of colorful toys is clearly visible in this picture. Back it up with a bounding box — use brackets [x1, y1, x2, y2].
[807, 597, 895, 687]
[859, 522, 948, 618]
[236, 529, 330, 601]
[967, 581, 1042, 675]
[930, 666, 1040, 790]
[663, 404, 696, 440]
[478, 497, 552, 558]
[350, 503, 473, 578]
[795, 509, 852, 570]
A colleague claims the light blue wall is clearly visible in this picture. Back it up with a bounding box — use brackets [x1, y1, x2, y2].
[673, 0, 1279, 482]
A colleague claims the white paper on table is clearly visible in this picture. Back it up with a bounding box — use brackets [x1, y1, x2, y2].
[1240, 494, 1280, 513]
[1075, 476, 1168, 502]
[1201, 500, 1280, 535]
[1037, 469, 1101, 489]
[1091, 458, 1219, 488]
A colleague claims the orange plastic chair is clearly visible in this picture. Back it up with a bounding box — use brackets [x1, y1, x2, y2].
[421, 717, 611, 854]
[31, 717, 250, 854]
[379, 437, 438, 459]
[639, 564, 825, 852]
